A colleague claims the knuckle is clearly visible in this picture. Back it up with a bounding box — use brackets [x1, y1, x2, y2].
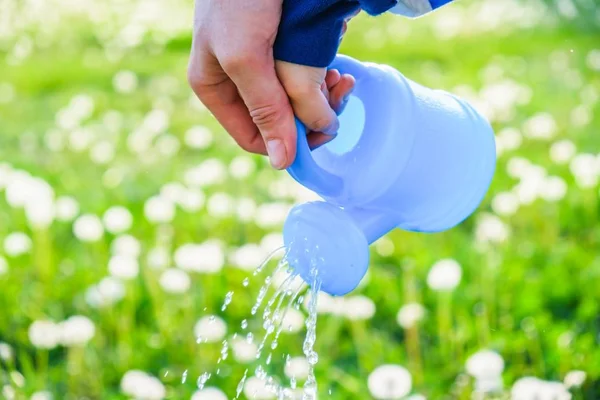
[309, 115, 335, 133]
[249, 104, 282, 131]
[220, 51, 260, 75]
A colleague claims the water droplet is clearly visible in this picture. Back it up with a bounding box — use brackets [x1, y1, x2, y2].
[241, 319, 248, 329]
[181, 369, 188, 384]
[221, 290, 234, 311]
[164, 371, 169, 378]
[196, 336, 203, 344]
[242, 277, 250, 287]
[266, 353, 272, 365]
[246, 332, 254, 343]
[197, 372, 211, 390]
[235, 369, 248, 399]
[255, 365, 267, 380]
[291, 377, 297, 389]
[209, 316, 216, 323]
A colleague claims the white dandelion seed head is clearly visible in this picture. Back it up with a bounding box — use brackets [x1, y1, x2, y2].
[103, 206, 133, 234]
[0, 342, 13, 362]
[111, 234, 142, 257]
[120, 370, 166, 400]
[159, 268, 191, 294]
[550, 140, 576, 165]
[4, 232, 32, 257]
[207, 192, 234, 217]
[194, 316, 227, 343]
[73, 214, 104, 242]
[374, 236, 395, 257]
[2, 385, 15, 400]
[159, 182, 186, 203]
[24, 196, 55, 229]
[231, 338, 258, 363]
[229, 244, 267, 271]
[236, 197, 257, 222]
[255, 203, 291, 228]
[397, 303, 426, 329]
[113, 70, 138, 94]
[495, 127, 522, 155]
[523, 112, 558, 140]
[243, 376, 276, 400]
[466, 350, 505, 380]
[284, 357, 310, 380]
[192, 387, 227, 400]
[475, 214, 510, 244]
[90, 141, 116, 165]
[540, 176, 567, 202]
[427, 258, 462, 291]
[229, 156, 255, 179]
[178, 188, 205, 213]
[184, 126, 213, 150]
[368, 364, 412, 400]
[144, 195, 175, 224]
[564, 370, 586, 389]
[506, 157, 532, 179]
[54, 196, 80, 222]
[108, 254, 139, 280]
[511, 377, 571, 400]
[85, 277, 125, 308]
[155, 134, 180, 157]
[30, 391, 53, 400]
[146, 247, 170, 270]
[342, 295, 376, 320]
[28, 320, 61, 349]
[59, 315, 95, 347]
[184, 159, 225, 187]
[174, 241, 224, 273]
[491, 192, 519, 216]
[570, 153, 599, 189]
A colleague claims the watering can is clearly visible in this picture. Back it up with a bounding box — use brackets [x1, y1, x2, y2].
[283, 55, 496, 296]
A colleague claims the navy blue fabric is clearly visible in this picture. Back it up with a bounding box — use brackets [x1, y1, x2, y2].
[274, 0, 398, 68]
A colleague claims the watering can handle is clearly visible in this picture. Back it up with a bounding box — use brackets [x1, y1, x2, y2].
[286, 118, 344, 198]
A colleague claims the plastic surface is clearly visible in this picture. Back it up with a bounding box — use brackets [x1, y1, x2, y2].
[284, 55, 496, 296]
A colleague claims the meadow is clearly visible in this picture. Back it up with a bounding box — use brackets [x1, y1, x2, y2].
[0, 0, 599, 398]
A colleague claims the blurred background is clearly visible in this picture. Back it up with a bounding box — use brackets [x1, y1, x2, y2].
[0, 0, 599, 398]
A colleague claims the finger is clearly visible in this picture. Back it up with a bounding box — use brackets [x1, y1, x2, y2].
[325, 69, 341, 88]
[219, 50, 297, 170]
[188, 47, 267, 155]
[329, 74, 356, 115]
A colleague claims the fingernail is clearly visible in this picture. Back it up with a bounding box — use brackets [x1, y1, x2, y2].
[266, 139, 286, 170]
[337, 94, 351, 116]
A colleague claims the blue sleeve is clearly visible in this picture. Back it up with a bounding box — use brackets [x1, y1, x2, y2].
[274, 0, 453, 68]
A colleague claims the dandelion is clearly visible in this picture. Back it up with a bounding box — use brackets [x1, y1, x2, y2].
[184, 126, 213, 149]
[564, 370, 586, 388]
[4, 232, 32, 257]
[90, 141, 116, 165]
[397, 303, 426, 329]
[30, 392, 53, 400]
[475, 213, 510, 244]
[367, 364, 412, 399]
[523, 112, 557, 140]
[243, 376, 276, 400]
[540, 176, 567, 202]
[374, 236, 395, 257]
[260, 233, 284, 253]
[232, 338, 258, 363]
[120, 370, 166, 400]
[194, 316, 227, 343]
[85, 277, 125, 308]
[147, 247, 170, 270]
[156, 134, 180, 157]
[144, 195, 175, 223]
[511, 377, 571, 400]
[570, 153, 599, 189]
[111, 235, 142, 257]
[255, 203, 291, 228]
[160, 182, 186, 203]
[0, 256, 8, 275]
[177, 188, 205, 213]
[207, 192, 234, 217]
[192, 387, 227, 400]
[59, 315, 95, 346]
[427, 259, 462, 291]
[495, 127, 522, 155]
[0, 342, 13, 362]
[73, 214, 104, 242]
[108, 254, 139, 280]
[103, 206, 133, 234]
[236, 197, 257, 221]
[28, 320, 61, 349]
[229, 156, 255, 179]
[549, 140, 576, 165]
[183, 159, 225, 187]
[159, 268, 191, 294]
[174, 241, 224, 273]
[342, 295, 376, 320]
[466, 350, 505, 389]
[113, 70, 138, 93]
[491, 192, 519, 216]
[586, 49, 600, 71]
[284, 357, 310, 380]
[506, 156, 532, 179]
[229, 244, 267, 271]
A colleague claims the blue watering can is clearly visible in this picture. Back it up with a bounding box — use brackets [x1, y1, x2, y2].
[283, 55, 496, 296]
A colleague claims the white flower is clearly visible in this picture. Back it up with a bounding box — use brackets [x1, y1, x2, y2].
[570, 153, 599, 189]
[495, 127, 522, 155]
[475, 214, 509, 244]
[156, 134, 180, 157]
[374, 236, 395, 257]
[90, 141, 115, 165]
[120, 370, 166, 400]
[184, 159, 225, 187]
[540, 176, 567, 202]
[113, 70, 138, 94]
[511, 377, 571, 400]
[103, 206, 133, 234]
[59, 316, 95, 346]
[147, 247, 170, 270]
[207, 192, 234, 217]
[406, 395, 426, 400]
[54, 196, 79, 222]
[229, 156, 255, 179]
[243, 377, 276, 400]
[4, 232, 32, 257]
[192, 387, 227, 400]
[397, 303, 426, 329]
[232, 338, 258, 363]
[108, 254, 139, 280]
[184, 126, 213, 149]
[159, 268, 190, 294]
[466, 350, 505, 380]
[491, 192, 519, 216]
[506, 157, 532, 179]
[0, 342, 13, 362]
[367, 365, 412, 399]
[260, 233, 284, 253]
[342, 295, 376, 320]
[111, 235, 142, 257]
[550, 140, 576, 164]
[236, 197, 257, 222]
[523, 113, 558, 140]
[284, 357, 310, 380]
[30, 391, 53, 400]
[586, 49, 600, 71]
[2, 385, 15, 400]
[564, 370, 586, 388]
[160, 182, 186, 203]
[281, 308, 305, 334]
[25, 197, 55, 229]
[255, 203, 291, 228]
[174, 241, 224, 273]
[194, 316, 227, 343]
[229, 244, 267, 271]
[427, 259, 462, 291]
[0, 255, 8, 275]
[73, 214, 104, 242]
[144, 196, 175, 223]
[474, 377, 504, 393]
[28, 320, 60, 349]
[85, 277, 125, 308]
[178, 188, 205, 213]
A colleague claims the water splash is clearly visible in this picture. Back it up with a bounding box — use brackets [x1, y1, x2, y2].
[221, 290, 234, 312]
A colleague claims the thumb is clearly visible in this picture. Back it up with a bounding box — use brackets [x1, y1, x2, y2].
[275, 61, 340, 137]
[222, 51, 297, 170]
